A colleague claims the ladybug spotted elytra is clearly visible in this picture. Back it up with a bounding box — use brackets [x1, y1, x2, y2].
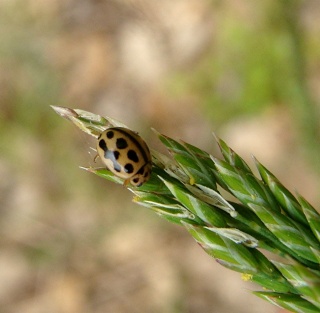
[96, 127, 152, 187]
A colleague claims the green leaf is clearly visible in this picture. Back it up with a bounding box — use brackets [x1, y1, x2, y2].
[215, 136, 253, 174]
[185, 184, 237, 217]
[82, 167, 124, 184]
[249, 250, 297, 293]
[161, 178, 226, 227]
[51, 105, 120, 137]
[186, 225, 295, 293]
[297, 194, 320, 243]
[273, 261, 320, 307]
[156, 132, 217, 189]
[184, 223, 260, 274]
[254, 292, 320, 313]
[212, 157, 280, 211]
[204, 226, 258, 247]
[255, 159, 308, 226]
[249, 203, 320, 265]
[133, 192, 203, 225]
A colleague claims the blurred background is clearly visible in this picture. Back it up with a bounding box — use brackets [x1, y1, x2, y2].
[0, 0, 319, 312]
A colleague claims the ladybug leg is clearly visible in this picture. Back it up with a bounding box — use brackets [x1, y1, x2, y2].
[123, 178, 130, 187]
[93, 153, 100, 163]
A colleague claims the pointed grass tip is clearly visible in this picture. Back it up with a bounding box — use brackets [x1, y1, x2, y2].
[50, 105, 78, 119]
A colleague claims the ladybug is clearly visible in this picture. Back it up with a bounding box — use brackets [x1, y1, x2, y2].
[96, 127, 152, 187]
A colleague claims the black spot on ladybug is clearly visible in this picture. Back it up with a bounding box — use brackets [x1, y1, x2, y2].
[127, 150, 139, 162]
[137, 167, 144, 175]
[99, 139, 107, 151]
[107, 131, 114, 139]
[114, 151, 120, 160]
[116, 138, 128, 149]
[133, 177, 140, 183]
[124, 163, 134, 174]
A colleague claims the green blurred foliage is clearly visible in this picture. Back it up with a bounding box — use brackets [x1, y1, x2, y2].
[0, 1, 61, 138]
[166, 1, 320, 173]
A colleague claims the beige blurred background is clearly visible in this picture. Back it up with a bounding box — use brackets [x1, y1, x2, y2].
[1, 1, 319, 312]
